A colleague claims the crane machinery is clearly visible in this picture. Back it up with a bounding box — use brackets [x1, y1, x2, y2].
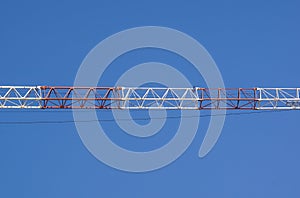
[0, 86, 300, 110]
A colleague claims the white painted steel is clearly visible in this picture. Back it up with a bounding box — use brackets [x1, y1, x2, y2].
[0, 86, 42, 108]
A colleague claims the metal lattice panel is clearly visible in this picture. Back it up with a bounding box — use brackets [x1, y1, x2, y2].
[0, 86, 42, 108]
[257, 88, 300, 109]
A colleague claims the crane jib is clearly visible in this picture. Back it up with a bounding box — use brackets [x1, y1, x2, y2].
[0, 86, 300, 110]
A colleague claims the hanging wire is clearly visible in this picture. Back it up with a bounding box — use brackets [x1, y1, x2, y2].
[0, 109, 293, 125]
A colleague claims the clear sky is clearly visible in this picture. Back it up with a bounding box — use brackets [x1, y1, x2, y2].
[0, 1, 300, 197]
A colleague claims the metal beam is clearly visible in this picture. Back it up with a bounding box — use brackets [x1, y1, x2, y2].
[1, 86, 300, 110]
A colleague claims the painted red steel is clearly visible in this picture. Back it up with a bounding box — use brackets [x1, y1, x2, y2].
[40, 86, 258, 110]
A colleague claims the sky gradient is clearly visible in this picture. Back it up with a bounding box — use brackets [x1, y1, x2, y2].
[0, 1, 300, 197]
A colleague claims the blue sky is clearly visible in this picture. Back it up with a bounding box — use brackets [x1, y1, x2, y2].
[0, 1, 300, 197]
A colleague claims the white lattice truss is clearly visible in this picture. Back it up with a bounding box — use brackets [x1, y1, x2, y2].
[0, 86, 300, 110]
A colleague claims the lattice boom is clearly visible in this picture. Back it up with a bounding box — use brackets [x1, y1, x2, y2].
[0, 86, 300, 110]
